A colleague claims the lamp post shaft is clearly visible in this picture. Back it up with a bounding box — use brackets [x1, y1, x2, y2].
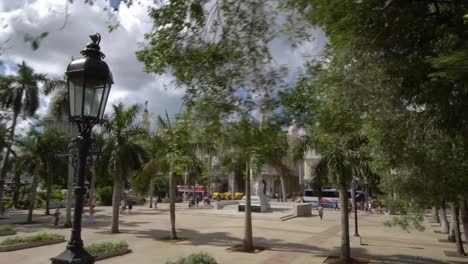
[51, 130, 94, 264]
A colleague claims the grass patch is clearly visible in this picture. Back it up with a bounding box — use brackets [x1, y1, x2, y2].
[0, 226, 15, 232]
[0, 233, 63, 246]
[85, 241, 128, 256]
[166, 252, 217, 264]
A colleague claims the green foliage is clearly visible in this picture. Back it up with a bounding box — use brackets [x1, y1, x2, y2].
[97, 186, 113, 206]
[85, 241, 128, 256]
[37, 189, 65, 202]
[0, 226, 15, 232]
[383, 200, 426, 233]
[166, 252, 217, 264]
[0, 233, 63, 246]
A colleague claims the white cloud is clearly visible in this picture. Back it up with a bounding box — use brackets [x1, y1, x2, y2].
[0, 0, 182, 123]
[0, 0, 326, 129]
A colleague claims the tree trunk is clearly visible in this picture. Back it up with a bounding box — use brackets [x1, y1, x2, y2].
[0, 110, 19, 212]
[440, 202, 450, 234]
[169, 167, 177, 239]
[459, 198, 468, 246]
[64, 156, 74, 227]
[450, 203, 466, 255]
[339, 184, 351, 264]
[26, 173, 39, 223]
[432, 206, 440, 224]
[231, 173, 235, 200]
[449, 202, 456, 242]
[280, 175, 286, 202]
[243, 160, 253, 251]
[45, 162, 52, 215]
[88, 167, 96, 206]
[11, 170, 21, 208]
[111, 177, 122, 233]
[149, 176, 154, 208]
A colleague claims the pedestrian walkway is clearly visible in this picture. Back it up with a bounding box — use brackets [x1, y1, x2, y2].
[0, 205, 466, 263]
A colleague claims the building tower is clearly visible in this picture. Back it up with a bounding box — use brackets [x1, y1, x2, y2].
[142, 101, 150, 132]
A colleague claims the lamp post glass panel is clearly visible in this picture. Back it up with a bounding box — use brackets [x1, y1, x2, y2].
[51, 33, 112, 264]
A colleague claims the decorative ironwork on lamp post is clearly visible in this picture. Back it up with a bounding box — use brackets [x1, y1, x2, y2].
[51, 33, 113, 264]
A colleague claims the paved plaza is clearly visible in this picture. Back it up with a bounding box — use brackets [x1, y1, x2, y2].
[0, 204, 466, 264]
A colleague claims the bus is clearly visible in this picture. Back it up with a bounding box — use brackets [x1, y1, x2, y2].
[303, 188, 367, 208]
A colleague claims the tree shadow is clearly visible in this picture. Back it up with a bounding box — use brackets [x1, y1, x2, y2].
[134, 228, 331, 255]
[345, 247, 459, 264]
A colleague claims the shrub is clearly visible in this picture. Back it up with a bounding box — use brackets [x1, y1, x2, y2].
[97, 186, 113, 206]
[0, 233, 63, 246]
[51, 189, 66, 201]
[166, 252, 217, 264]
[0, 226, 15, 232]
[85, 241, 128, 256]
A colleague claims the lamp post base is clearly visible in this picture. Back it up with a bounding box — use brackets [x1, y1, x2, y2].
[51, 246, 94, 264]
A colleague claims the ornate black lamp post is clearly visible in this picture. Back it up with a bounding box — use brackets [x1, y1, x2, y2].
[51, 33, 113, 264]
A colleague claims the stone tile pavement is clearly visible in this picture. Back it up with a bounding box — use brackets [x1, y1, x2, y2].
[0, 204, 466, 264]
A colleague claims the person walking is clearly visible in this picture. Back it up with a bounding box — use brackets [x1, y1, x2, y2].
[88, 204, 96, 224]
[53, 207, 61, 226]
[128, 199, 133, 214]
[120, 200, 126, 214]
[318, 205, 324, 221]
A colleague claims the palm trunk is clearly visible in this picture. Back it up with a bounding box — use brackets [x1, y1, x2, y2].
[243, 160, 253, 251]
[88, 167, 96, 206]
[450, 203, 466, 255]
[111, 176, 123, 233]
[280, 175, 286, 202]
[64, 157, 74, 227]
[26, 173, 39, 223]
[231, 173, 235, 200]
[45, 162, 52, 215]
[0, 110, 19, 212]
[169, 167, 177, 239]
[12, 170, 21, 208]
[149, 176, 154, 208]
[460, 198, 468, 245]
[339, 184, 351, 264]
[432, 206, 440, 224]
[440, 202, 450, 234]
[449, 202, 456, 242]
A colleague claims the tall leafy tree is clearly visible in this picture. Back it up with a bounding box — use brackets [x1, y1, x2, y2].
[18, 128, 69, 222]
[103, 103, 148, 233]
[0, 61, 47, 211]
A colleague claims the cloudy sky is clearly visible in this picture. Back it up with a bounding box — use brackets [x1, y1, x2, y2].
[0, 0, 326, 131]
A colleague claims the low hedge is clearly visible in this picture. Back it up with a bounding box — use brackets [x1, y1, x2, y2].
[166, 252, 217, 264]
[0, 226, 15, 232]
[85, 241, 128, 256]
[0, 233, 63, 246]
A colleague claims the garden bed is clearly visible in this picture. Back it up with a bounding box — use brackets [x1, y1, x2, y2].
[0, 233, 65, 252]
[85, 241, 131, 261]
[0, 226, 16, 236]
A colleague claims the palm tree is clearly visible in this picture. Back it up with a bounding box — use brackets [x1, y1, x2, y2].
[103, 103, 148, 233]
[0, 61, 47, 211]
[292, 134, 371, 264]
[224, 115, 266, 251]
[151, 112, 202, 239]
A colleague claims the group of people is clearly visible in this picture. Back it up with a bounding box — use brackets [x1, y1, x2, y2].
[120, 198, 134, 214]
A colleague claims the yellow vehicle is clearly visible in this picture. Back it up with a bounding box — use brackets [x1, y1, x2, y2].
[223, 192, 232, 200]
[212, 192, 221, 200]
[234, 192, 244, 200]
